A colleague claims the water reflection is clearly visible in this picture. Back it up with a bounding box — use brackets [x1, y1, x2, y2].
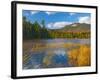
[23, 39, 90, 69]
[51, 49, 69, 67]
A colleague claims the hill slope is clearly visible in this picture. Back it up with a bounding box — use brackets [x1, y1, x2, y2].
[58, 23, 90, 32]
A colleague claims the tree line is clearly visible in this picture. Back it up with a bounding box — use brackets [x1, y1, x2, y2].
[23, 16, 51, 39]
[23, 16, 90, 40]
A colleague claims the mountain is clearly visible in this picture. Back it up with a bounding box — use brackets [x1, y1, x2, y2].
[57, 23, 90, 32]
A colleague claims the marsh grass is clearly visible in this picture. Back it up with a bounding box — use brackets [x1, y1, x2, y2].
[68, 44, 91, 67]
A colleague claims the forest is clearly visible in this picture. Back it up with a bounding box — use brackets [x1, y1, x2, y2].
[23, 16, 90, 40]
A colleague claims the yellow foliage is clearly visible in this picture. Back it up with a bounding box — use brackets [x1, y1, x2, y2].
[77, 45, 91, 66]
[68, 44, 91, 67]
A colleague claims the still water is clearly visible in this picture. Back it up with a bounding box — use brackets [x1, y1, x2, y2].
[23, 39, 90, 69]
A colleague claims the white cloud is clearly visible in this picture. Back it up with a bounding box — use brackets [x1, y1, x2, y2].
[47, 21, 72, 29]
[31, 11, 39, 15]
[47, 23, 54, 29]
[69, 13, 76, 16]
[45, 11, 56, 15]
[78, 16, 91, 24]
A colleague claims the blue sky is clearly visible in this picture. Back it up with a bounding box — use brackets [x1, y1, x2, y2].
[23, 10, 91, 29]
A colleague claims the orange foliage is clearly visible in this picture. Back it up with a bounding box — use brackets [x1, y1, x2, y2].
[68, 44, 91, 67]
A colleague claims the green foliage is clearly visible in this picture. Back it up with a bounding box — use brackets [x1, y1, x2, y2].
[23, 16, 90, 40]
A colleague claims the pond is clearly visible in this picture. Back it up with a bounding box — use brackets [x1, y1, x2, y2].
[23, 39, 90, 69]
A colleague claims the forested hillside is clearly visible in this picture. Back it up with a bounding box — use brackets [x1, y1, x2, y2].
[23, 16, 90, 40]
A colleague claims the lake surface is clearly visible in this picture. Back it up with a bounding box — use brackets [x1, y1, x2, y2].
[23, 39, 90, 69]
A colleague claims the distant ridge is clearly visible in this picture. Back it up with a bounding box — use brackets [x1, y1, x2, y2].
[56, 23, 90, 32]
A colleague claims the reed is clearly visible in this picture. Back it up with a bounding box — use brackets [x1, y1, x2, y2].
[68, 44, 91, 67]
